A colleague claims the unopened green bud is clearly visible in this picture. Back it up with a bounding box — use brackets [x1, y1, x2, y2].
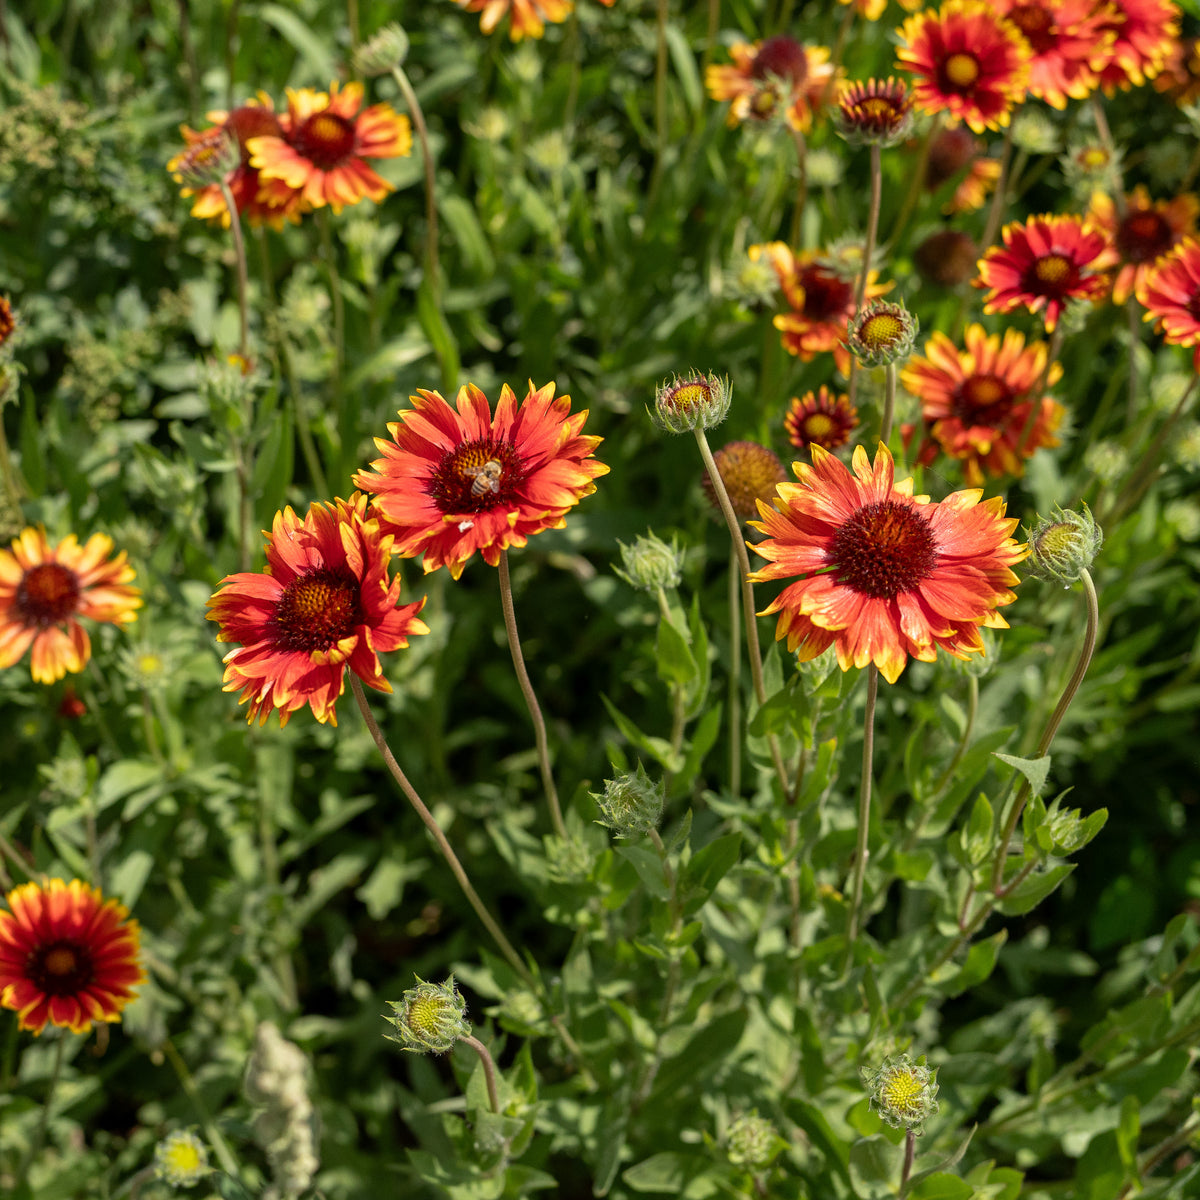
[353, 23, 409, 75]
[651, 371, 731, 434]
[863, 1053, 940, 1134]
[385, 976, 470, 1054]
[593, 763, 664, 838]
[614, 531, 685, 592]
[1023, 504, 1102, 585]
[727, 1110, 784, 1168]
[1010, 109, 1060, 155]
[846, 300, 918, 368]
[805, 146, 844, 188]
[1082, 439, 1126, 483]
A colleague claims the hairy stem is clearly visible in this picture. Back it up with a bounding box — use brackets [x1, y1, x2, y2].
[461, 1034, 501, 1114]
[846, 666, 879, 952]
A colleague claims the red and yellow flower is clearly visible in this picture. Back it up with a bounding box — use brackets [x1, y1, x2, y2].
[452, 0, 573, 40]
[901, 325, 1064, 484]
[0, 878, 144, 1036]
[992, 0, 1114, 107]
[839, 0, 889, 18]
[1153, 36, 1200, 104]
[1135, 237, 1200, 359]
[0, 295, 15, 352]
[0, 528, 140, 684]
[784, 387, 860, 452]
[206, 495, 428, 727]
[1095, 0, 1180, 92]
[976, 213, 1110, 331]
[249, 82, 411, 214]
[749, 444, 1025, 683]
[355, 382, 608, 580]
[896, 0, 1031, 133]
[1087, 185, 1199, 305]
[706, 37, 839, 132]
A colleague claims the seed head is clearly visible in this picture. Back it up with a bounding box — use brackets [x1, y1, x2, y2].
[845, 300, 919, 368]
[1023, 504, 1102, 586]
[385, 976, 471, 1054]
[592, 763, 664, 838]
[863, 1053, 940, 1134]
[702, 440, 788, 521]
[651, 371, 731, 434]
[614, 530, 685, 593]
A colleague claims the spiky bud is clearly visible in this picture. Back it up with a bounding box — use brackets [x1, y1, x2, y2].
[385, 976, 471, 1054]
[726, 1110, 784, 1168]
[1023, 504, 1102, 586]
[862, 1053, 940, 1134]
[835, 77, 913, 148]
[845, 300, 919, 368]
[153, 1129, 210, 1188]
[169, 128, 239, 188]
[353, 23, 409, 75]
[592, 763, 664, 838]
[651, 371, 732, 434]
[614, 531, 685, 593]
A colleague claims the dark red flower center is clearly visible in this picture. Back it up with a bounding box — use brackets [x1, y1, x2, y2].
[940, 52, 981, 93]
[294, 112, 357, 169]
[828, 500, 938, 599]
[926, 128, 978, 189]
[848, 95, 904, 130]
[800, 266, 854, 321]
[225, 105, 283, 159]
[1117, 209, 1174, 263]
[430, 439, 524, 514]
[15, 563, 81, 628]
[271, 568, 363, 651]
[27, 938, 93, 996]
[955, 374, 1015, 421]
[751, 35, 808, 86]
[1025, 252, 1080, 295]
[1006, 4, 1055, 55]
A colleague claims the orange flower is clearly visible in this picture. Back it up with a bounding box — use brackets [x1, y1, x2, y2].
[453, 0, 573, 39]
[1087, 185, 1199, 305]
[1153, 36, 1200, 104]
[749, 444, 1025, 683]
[0, 878, 144, 1035]
[249, 82, 411, 214]
[946, 157, 1001, 214]
[206, 495, 428, 727]
[1136, 237, 1200, 352]
[0, 528, 140, 684]
[1095, 0, 1180, 92]
[992, 0, 1114, 107]
[896, 0, 1030, 132]
[706, 37, 839, 132]
[784, 387, 859, 452]
[976, 213, 1110, 331]
[901, 325, 1065, 484]
[838, 0, 889, 21]
[0, 295, 15, 352]
[355, 382, 608, 580]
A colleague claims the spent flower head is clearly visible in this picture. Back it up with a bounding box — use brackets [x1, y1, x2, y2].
[385, 976, 471, 1054]
[593, 763, 664, 838]
[1023, 504, 1103, 585]
[614, 531, 685, 593]
[863, 1053, 940, 1133]
[846, 300, 919, 367]
[154, 1129, 210, 1188]
[651, 371, 732, 434]
[703, 441, 789, 521]
[354, 23, 410, 75]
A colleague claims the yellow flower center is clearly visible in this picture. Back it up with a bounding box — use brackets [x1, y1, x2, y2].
[272, 569, 362, 653]
[1080, 146, 1109, 169]
[860, 312, 906, 348]
[1037, 522, 1078, 556]
[805, 413, 835, 438]
[1033, 254, 1072, 284]
[435, 439, 520, 512]
[944, 53, 980, 89]
[16, 562, 81, 628]
[407, 992, 450, 1036]
[668, 382, 712, 412]
[709, 442, 786, 520]
[166, 1142, 203, 1173]
[882, 1068, 925, 1115]
[958, 374, 1013, 418]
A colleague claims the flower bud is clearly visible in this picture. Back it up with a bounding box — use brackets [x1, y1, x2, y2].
[1010, 109, 1060, 155]
[614, 531, 685, 593]
[651, 371, 731, 434]
[702, 441, 788, 521]
[1023, 504, 1102, 585]
[845, 300, 919, 368]
[385, 975, 471, 1054]
[835, 77, 913, 149]
[168, 128, 239, 188]
[862, 1053, 940, 1134]
[726, 1110, 783, 1168]
[153, 1129, 210, 1187]
[353, 23, 409, 75]
[593, 763, 664, 838]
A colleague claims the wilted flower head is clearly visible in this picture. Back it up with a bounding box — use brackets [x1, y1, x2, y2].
[703, 441, 789, 521]
[836, 77, 914, 147]
[385, 976, 471, 1054]
[913, 229, 978, 287]
[651, 371, 732, 434]
[846, 299, 919, 367]
[726, 1110, 783, 1168]
[1023, 504, 1102, 585]
[614, 531, 685, 593]
[863, 1053, 940, 1133]
[154, 1130, 210, 1188]
[593, 763, 664, 838]
[354, 23, 410, 75]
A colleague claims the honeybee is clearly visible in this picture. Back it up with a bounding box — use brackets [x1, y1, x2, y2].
[464, 459, 503, 497]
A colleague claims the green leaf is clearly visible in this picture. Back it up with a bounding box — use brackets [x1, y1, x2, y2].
[962, 793, 994, 866]
[933, 931, 1007, 996]
[256, 4, 337, 80]
[908, 1173, 973, 1200]
[623, 1152, 701, 1193]
[655, 612, 697, 687]
[416, 278, 460, 392]
[614, 845, 670, 900]
[664, 26, 703, 114]
[680, 832, 742, 911]
[994, 751, 1051, 798]
[996, 863, 1074, 916]
[849, 1136, 900, 1200]
[439, 192, 496, 278]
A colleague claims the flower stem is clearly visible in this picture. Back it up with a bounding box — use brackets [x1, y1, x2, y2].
[693, 428, 791, 799]
[881, 362, 897, 448]
[899, 1128, 916, 1195]
[218, 180, 250, 364]
[349, 675, 536, 989]
[647, 0, 670, 206]
[788, 128, 809, 251]
[980, 120, 1015, 252]
[389, 64, 440, 302]
[727, 544, 743, 797]
[316, 209, 345, 393]
[845, 665, 879, 954]
[497, 550, 567, 840]
[460, 1034, 501, 1114]
[848, 143, 883, 411]
[885, 115, 939, 250]
[161, 1038, 241, 1179]
[990, 569, 1098, 893]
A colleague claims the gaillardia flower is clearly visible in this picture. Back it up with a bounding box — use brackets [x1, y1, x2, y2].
[249, 82, 411, 214]
[976, 213, 1110, 331]
[863, 1054, 941, 1134]
[992, 0, 1114, 107]
[836, 77, 914, 147]
[452, 0, 572, 41]
[355, 382, 608, 579]
[0, 528, 141, 684]
[0, 295, 15, 352]
[1136, 237, 1200, 357]
[1087, 185, 1199, 305]
[896, 0, 1031, 133]
[706, 37, 838, 131]
[901, 325, 1064, 484]
[206, 495, 428, 726]
[748, 444, 1025, 683]
[702, 441, 789, 521]
[1096, 0, 1179, 92]
[0, 878, 145, 1035]
[784, 386, 859, 452]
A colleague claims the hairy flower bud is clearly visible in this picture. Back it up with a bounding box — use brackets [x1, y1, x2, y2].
[353, 23, 409, 75]
[846, 300, 919, 368]
[726, 1110, 783, 1168]
[385, 976, 471, 1054]
[153, 1129, 210, 1187]
[593, 763, 664, 838]
[651, 371, 732, 434]
[614, 531, 685, 593]
[169, 128, 239, 188]
[1023, 504, 1102, 585]
[863, 1053, 940, 1134]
